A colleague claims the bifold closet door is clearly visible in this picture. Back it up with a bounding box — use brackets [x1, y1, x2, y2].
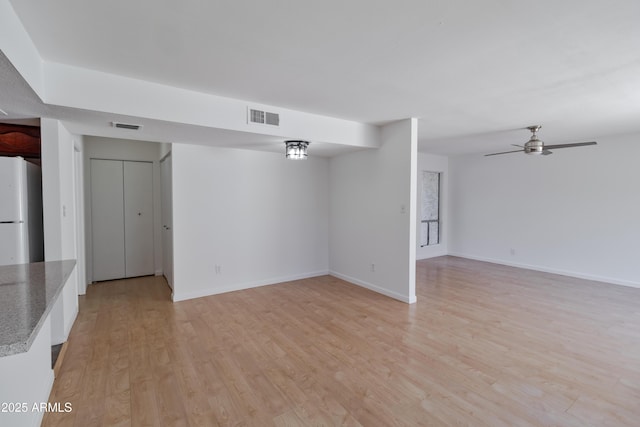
[91, 159, 126, 281]
[123, 161, 154, 277]
[91, 159, 154, 281]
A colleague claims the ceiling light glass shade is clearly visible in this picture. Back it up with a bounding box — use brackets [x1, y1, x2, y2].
[285, 140, 309, 159]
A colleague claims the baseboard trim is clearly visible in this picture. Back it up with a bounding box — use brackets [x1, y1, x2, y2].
[53, 342, 68, 378]
[417, 253, 447, 261]
[329, 271, 416, 304]
[448, 252, 640, 289]
[171, 270, 330, 302]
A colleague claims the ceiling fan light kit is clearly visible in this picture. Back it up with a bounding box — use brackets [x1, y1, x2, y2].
[485, 125, 597, 157]
[523, 125, 546, 155]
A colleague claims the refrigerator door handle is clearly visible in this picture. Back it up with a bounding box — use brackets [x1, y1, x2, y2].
[0, 221, 25, 224]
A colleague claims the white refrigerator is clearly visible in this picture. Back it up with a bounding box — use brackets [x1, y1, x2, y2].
[0, 156, 44, 266]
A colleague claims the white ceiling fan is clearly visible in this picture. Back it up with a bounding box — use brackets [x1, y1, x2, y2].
[485, 125, 597, 157]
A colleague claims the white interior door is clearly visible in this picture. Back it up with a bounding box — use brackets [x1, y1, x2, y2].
[91, 159, 125, 281]
[160, 154, 173, 289]
[123, 161, 154, 278]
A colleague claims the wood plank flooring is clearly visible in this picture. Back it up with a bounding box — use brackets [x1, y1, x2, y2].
[43, 256, 640, 426]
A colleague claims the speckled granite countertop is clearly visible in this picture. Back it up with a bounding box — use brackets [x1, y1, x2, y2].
[0, 260, 76, 357]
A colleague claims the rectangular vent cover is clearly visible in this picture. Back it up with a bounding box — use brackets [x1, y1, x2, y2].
[265, 112, 279, 126]
[250, 109, 265, 124]
[248, 108, 279, 127]
[111, 121, 143, 130]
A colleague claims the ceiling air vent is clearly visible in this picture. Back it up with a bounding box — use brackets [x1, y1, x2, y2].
[248, 107, 280, 127]
[111, 121, 143, 131]
[265, 112, 279, 126]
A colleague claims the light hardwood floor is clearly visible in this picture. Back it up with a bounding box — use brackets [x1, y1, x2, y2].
[43, 256, 640, 426]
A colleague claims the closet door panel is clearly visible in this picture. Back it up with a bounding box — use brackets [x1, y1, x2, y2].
[91, 159, 125, 281]
[123, 161, 154, 277]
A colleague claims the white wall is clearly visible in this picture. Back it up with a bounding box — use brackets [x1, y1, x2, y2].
[171, 144, 329, 301]
[84, 137, 164, 282]
[40, 118, 80, 343]
[42, 62, 380, 149]
[0, 0, 45, 98]
[40, 119, 80, 253]
[329, 119, 418, 303]
[73, 139, 87, 294]
[159, 142, 172, 159]
[416, 152, 449, 259]
[449, 132, 640, 287]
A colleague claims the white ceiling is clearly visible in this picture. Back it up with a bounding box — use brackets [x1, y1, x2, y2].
[5, 0, 640, 155]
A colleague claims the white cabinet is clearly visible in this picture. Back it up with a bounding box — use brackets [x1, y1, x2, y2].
[90, 159, 154, 282]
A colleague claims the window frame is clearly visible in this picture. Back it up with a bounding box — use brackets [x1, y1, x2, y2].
[420, 171, 441, 247]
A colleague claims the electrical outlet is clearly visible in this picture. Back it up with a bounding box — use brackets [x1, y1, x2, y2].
[371, 263, 375, 272]
[510, 248, 516, 256]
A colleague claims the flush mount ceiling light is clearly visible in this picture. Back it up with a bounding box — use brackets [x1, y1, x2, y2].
[285, 140, 310, 159]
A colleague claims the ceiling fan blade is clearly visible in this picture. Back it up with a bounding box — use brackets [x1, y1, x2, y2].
[511, 144, 524, 148]
[484, 149, 525, 157]
[544, 141, 597, 150]
[542, 150, 553, 155]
